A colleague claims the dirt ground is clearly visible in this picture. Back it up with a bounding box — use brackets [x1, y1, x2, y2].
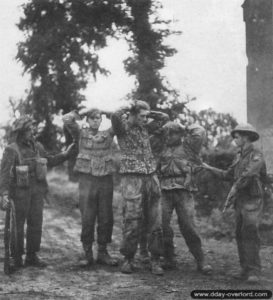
[0, 171, 272, 300]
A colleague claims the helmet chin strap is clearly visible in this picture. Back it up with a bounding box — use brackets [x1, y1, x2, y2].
[242, 139, 252, 150]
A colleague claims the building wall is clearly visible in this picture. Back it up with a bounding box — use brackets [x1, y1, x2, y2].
[243, 0, 273, 172]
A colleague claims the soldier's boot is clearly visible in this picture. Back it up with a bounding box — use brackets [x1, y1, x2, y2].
[79, 244, 94, 267]
[96, 244, 118, 266]
[139, 242, 150, 264]
[233, 268, 248, 280]
[9, 257, 17, 273]
[15, 255, 23, 268]
[163, 256, 177, 270]
[195, 250, 212, 275]
[197, 262, 212, 275]
[25, 253, 47, 268]
[9, 255, 23, 273]
[196, 258, 212, 275]
[151, 256, 164, 276]
[246, 271, 260, 284]
[162, 247, 177, 270]
[121, 258, 134, 274]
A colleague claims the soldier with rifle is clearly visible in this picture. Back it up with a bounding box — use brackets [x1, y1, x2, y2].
[3, 198, 17, 274]
[203, 123, 266, 283]
[0, 115, 75, 272]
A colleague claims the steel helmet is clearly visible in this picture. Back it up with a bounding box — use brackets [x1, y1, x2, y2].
[163, 121, 185, 134]
[11, 115, 34, 133]
[231, 123, 259, 142]
[187, 124, 206, 137]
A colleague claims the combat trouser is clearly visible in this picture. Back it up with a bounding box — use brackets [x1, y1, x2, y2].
[120, 173, 163, 259]
[139, 214, 148, 253]
[79, 174, 114, 248]
[235, 194, 263, 275]
[162, 189, 204, 264]
[11, 182, 46, 256]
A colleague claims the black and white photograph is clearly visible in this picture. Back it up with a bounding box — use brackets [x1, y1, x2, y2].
[0, 0, 272, 299]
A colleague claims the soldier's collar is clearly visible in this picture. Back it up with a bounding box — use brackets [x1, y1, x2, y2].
[240, 143, 254, 157]
[129, 122, 144, 130]
[19, 138, 35, 148]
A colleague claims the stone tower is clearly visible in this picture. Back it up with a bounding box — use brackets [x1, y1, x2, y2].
[243, 0, 273, 172]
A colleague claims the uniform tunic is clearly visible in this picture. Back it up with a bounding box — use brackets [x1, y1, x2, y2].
[111, 109, 167, 258]
[159, 125, 206, 262]
[63, 112, 115, 247]
[0, 139, 68, 255]
[211, 143, 266, 274]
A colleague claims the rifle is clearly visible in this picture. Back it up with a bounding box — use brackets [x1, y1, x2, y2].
[223, 185, 237, 213]
[3, 199, 18, 275]
[4, 205, 11, 275]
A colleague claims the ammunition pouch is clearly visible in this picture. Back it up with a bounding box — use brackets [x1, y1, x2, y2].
[74, 153, 91, 174]
[15, 165, 29, 188]
[35, 158, 48, 181]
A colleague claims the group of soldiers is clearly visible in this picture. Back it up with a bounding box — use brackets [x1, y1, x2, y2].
[0, 100, 266, 284]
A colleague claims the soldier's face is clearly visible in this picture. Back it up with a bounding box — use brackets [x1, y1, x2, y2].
[166, 132, 181, 146]
[22, 124, 35, 140]
[234, 133, 245, 147]
[135, 109, 149, 126]
[87, 114, 102, 130]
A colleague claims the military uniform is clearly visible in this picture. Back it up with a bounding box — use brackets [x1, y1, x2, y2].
[63, 112, 117, 264]
[0, 119, 70, 265]
[210, 143, 266, 276]
[159, 123, 209, 271]
[111, 109, 166, 265]
[205, 123, 266, 282]
[138, 118, 169, 260]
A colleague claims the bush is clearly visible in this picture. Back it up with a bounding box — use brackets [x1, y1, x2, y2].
[198, 208, 235, 241]
[194, 149, 235, 217]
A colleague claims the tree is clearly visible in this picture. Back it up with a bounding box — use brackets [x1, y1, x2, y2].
[123, 0, 180, 109]
[17, 0, 180, 149]
[17, 0, 129, 149]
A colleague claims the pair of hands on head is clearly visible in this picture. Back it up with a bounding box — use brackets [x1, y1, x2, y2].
[69, 108, 111, 121]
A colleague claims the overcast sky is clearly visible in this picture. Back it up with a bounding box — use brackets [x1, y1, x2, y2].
[0, 0, 246, 124]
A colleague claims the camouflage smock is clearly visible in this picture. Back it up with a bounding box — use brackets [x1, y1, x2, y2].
[111, 109, 164, 174]
[158, 124, 206, 191]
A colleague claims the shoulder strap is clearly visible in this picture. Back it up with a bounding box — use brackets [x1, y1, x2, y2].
[35, 142, 42, 158]
[7, 143, 22, 165]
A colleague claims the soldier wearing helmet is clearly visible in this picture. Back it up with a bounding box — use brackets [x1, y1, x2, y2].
[0, 115, 75, 271]
[158, 121, 212, 274]
[203, 123, 266, 283]
[12, 115, 33, 132]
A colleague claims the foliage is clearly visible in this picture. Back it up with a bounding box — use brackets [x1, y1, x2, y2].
[16, 0, 179, 148]
[17, 0, 130, 149]
[198, 208, 235, 241]
[123, 0, 180, 108]
[0, 97, 31, 148]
